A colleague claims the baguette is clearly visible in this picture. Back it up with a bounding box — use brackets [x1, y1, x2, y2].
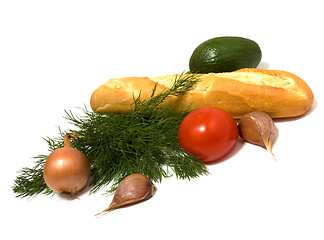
[90, 68, 314, 118]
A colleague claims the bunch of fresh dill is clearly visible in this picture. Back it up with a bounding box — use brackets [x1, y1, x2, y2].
[13, 74, 208, 198]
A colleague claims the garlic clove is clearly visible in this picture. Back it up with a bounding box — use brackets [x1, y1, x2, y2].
[95, 173, 157, 216]
[238, 111, 278, 161]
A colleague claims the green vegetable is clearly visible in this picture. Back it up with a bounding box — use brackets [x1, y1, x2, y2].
[189, 36, 262, 73]
[13, 74, 208, 198]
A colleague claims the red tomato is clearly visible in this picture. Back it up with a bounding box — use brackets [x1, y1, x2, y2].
[178, 107, 238, 164]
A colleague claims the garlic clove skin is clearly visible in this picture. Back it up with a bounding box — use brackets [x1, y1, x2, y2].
[238, 111, 278, 160]
[95, 174, 157, 216]
[110, 174, 157, 208]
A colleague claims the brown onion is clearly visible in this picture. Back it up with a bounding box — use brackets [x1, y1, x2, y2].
[43, 133, 90, 196]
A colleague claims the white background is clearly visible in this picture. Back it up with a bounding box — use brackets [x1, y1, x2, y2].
[1, 0, 323, 239]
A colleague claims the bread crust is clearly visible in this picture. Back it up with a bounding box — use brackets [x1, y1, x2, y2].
[90, 68, 314, 118]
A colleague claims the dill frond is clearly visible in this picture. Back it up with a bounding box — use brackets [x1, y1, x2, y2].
[13, 73, 208, 198]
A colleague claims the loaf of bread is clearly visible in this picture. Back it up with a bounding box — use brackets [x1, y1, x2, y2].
[90, 68, 314, 118]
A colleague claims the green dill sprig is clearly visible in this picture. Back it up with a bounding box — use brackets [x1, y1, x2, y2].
[133, 73, 199, 112]
[13, 73, 208, 198]
[13, 155, 53, 198]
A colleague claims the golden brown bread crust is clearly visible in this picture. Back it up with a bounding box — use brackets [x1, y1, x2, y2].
[90, 68, 314, 118]
[90, 77, 163, 114]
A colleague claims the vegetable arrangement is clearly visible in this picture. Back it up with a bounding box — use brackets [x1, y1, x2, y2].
[13, 36, 309, 215]
[13, 74, 209, 199]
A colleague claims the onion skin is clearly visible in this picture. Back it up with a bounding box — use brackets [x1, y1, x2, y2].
[43, 146, 90, 196]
